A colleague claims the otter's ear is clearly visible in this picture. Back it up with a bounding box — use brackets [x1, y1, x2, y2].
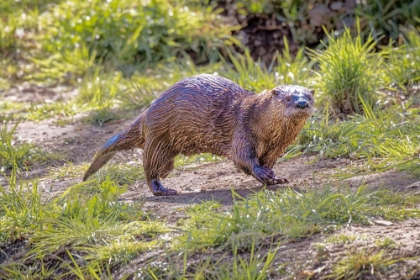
[309, 89, 315, 95]
[271, 89, 284, 96]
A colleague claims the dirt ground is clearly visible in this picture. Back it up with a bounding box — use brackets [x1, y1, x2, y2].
[2, 85, 420, 278]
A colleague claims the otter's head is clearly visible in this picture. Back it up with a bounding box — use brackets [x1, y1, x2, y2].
[271, 85, 315, 118]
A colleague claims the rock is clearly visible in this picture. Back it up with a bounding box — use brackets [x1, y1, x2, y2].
[330, 2, 343, 11]
[308, 4, 332, 27]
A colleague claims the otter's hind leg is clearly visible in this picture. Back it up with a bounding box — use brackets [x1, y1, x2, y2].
[143, 140, 177, 196]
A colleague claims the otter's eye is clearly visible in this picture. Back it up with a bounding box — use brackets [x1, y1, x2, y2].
[286, 96, 292, 102]
[307, 96, 312, 101]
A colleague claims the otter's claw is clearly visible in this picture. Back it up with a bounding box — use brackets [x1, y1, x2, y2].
[273, 177, 289, 184]
[150, 179, 178, 196]
[254, 166, 288, 185]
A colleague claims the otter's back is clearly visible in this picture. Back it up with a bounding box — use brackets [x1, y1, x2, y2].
[145, 74, 253, 156]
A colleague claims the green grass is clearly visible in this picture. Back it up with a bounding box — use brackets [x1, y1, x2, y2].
[0, 121, 52, 170]
[328, 250, 398, 279]
[310, 25, 382, 115]
[0, 168, 168, 278]
[175, 186, 420, 253]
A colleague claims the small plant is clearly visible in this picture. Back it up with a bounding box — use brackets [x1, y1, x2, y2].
[223, 43, 314, 93]
[92, 163, 146, 186]
[326, 234, 356, 245]
[0, 121, 49, 169]
[83, 107, 122, 126]
[328, 250, 397, 279]
[376, 238, 396, 250]
[383, 28, 420, 90]
[310, 26, 382, 115]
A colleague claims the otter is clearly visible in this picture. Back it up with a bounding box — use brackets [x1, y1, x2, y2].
[83, 74, 314, 196]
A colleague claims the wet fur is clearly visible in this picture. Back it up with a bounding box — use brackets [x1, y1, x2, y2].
[83, 74, 314, 195]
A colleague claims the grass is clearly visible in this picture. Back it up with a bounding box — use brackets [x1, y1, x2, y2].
[310, 25, 382, 115]
[0, 121, 52, 170]
[175, 186, 420, 253]
[328, 250, 398, 279]
[0, 168, 168, 278]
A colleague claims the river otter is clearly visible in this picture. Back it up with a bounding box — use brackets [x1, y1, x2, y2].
[83, 74, 314, 196]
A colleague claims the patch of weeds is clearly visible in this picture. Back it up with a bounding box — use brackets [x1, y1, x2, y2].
[310, 25, 382, 115]
[366, 189, 420, 221]
[49, 162, 89, 179]
[274, 37, 315, 87]
[326, 234, 356, 245]
[52, 117, 74, 127]
[328, 250, 397, 279]
[0, 262, 58, 280]
[0, 121, 51, 170]
[383, 28, 420, 89]
[0, 101, 25, 121]
[77, 70, 123, 107]
[83, 107, 124, 126]
[290, 102, 420, 174]
[90, 163, 145, 186]
[39, 0, 235, 67]
[376, 238, 396, 250]
[177, 186, 420, 253]
[118, 60, 222, 110]
[222, 43, 314, 93]
[0, 169, 45, 244]
[143, 240, 281, 279]
[196, 243, 280, 279]
[313, 243, 329, 261]
[223, 48, 276, 92]
[24, 101, 79, 121]
[31, 44, 97, 84]
[1, 174, 168, 278]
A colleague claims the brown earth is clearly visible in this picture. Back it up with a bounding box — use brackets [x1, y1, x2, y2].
[2, 83, 420, 278]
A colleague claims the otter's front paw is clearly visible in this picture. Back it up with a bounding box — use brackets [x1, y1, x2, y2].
[254, 166, 289, 185]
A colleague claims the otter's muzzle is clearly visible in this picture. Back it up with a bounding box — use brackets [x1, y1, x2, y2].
[296, 100, 309, 109]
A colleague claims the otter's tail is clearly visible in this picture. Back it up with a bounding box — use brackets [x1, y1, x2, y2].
[83, 113, 146, 181]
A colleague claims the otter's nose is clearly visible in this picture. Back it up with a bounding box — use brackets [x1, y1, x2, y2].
[296, 101, 309, 109]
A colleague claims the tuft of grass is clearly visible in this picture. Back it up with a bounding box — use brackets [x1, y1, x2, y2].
[383, 28, 420, 90]
[376, 238, 396, 250]
[0, 169, 45, 244]
[91, 163, 145, 186]
[310, 26, 382, 115]
[328, 250, 398, 279]
[83, 107, 123, 126]
[326, 234, 356, 245]
[0, 121, 51, 170]
[274, 37, 315, 87]
[222, 42, 314, 93]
